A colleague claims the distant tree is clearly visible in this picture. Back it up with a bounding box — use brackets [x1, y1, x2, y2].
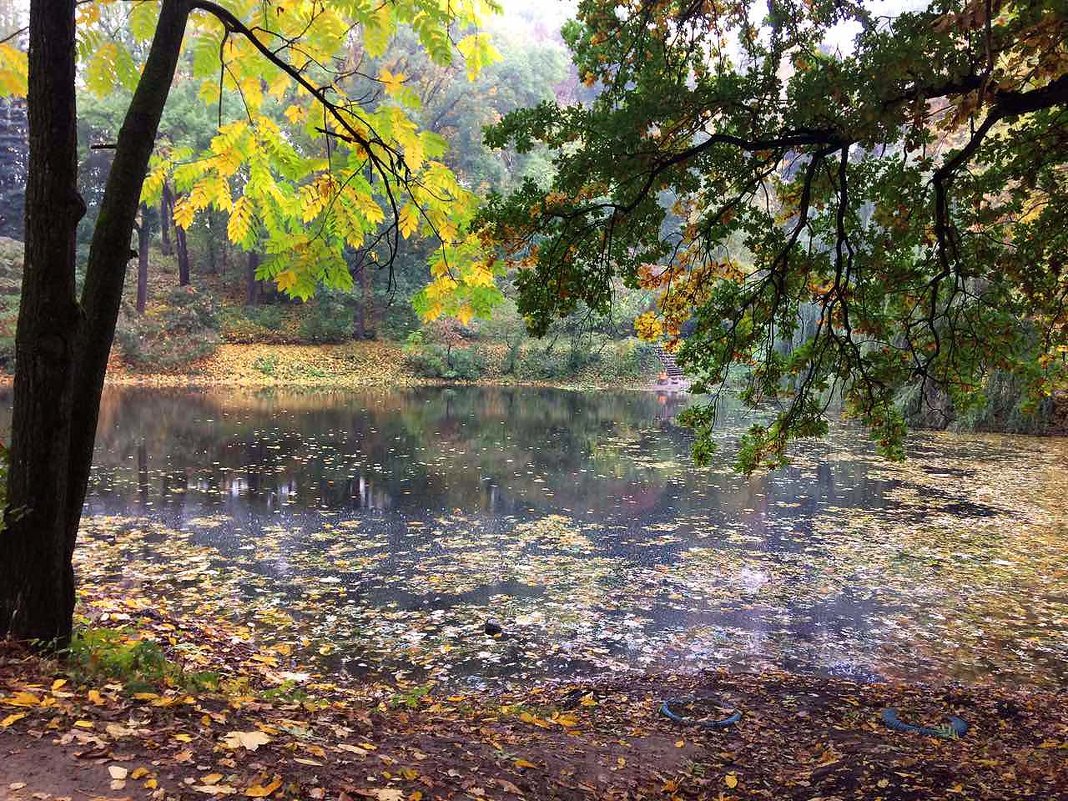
[485, 0, 1068, 471]
[0, 0, 502, 646]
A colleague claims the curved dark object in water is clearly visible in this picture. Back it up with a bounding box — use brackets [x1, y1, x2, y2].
[881, 708, 968, 739]
[659, 698, 742, 729]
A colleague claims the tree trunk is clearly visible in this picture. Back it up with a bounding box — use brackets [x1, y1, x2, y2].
[0, 0, 191, 647]
[136, 205, 150, 314]
[0, 0, 84, 644]
[175, 217, 190, 286]
[360, 259, 372, 338]
[159, 183, 173, 256]
[246, 251, 260, 306]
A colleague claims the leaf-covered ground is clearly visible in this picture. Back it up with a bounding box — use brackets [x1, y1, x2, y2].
[86, 343, 659, 390]
[2, 592, 1066, 801]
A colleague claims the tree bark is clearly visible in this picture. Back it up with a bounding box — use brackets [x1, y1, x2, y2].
[0, 0, 191, 646]
[136, 205, 150, 314]
[0, 0, 84, 644]
[246, 251, 260, 305]
[159, 183, 173, 256]
[175, 216, 190, 286]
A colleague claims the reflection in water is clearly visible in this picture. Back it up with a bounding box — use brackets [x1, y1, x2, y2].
[1, 385, 1065, 689]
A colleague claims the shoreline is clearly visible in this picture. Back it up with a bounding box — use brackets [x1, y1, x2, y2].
[1, 341, 687, 393]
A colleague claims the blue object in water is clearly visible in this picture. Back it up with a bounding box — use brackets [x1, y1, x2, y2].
[881, 708, 968, 739]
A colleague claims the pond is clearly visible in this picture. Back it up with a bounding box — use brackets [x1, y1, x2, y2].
[4, 385, 1066, 689]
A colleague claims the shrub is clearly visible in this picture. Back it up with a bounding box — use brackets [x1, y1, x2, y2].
[115, 286, 219, 371]
[403, 330, 485, 380]
[515, 343, 576, 380]
[219, 304, 299, 344]
[252, 354, 279, 376]
[298, 297, 354, 343]
[599, 339, 658, 378]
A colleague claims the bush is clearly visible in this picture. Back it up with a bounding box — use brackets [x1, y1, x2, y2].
[219, 304, 292, 344]
[514, 344, 570, 380]
[599, 339, 658, 378]
[299, 297, 354, 343]
[403, 330, 485, 380]
[115, 286, 219, 371]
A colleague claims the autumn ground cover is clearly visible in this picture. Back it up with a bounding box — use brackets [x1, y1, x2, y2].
[1, 581, 1066, 801]
[0, 342, 665, 392]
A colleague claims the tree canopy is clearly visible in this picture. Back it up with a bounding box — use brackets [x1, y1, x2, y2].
[24, 0, 508, 320]
[483, 0, 1068, 470]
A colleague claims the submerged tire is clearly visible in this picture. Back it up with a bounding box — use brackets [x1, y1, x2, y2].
[881, 708, 968, 739]
[659, 697, 742, 729]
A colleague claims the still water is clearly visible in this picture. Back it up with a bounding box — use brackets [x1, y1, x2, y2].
[6, 386, 1067, 688]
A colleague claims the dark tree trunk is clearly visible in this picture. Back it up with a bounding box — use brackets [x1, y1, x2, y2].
[0, 0, 85, 644]
[246, 251, 260, 305]
[0, 0, 191, 646]
[352, 251, 371, 339]
[136, 205, 150, 314]
[159, 183, 173, 256]
[175, 217, 190, 286]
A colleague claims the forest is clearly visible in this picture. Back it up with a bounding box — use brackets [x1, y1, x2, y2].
[0, 1, 1065, 799]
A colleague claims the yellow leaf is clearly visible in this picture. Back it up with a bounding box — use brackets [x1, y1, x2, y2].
[274, 270, 298, 295]
[131, 767, 149, 780]
[0, 712, 26, 728]
[4, 691, 40, 707]
[51, 679, 68, 691]
[228, 195, 254, 244]
[174, 733, 193, 742]
[88, 689, 104, 705]
[725, 773, 738, 789]
[223, 730, 272, 751]
[173, 195, 195, 229]
[378, 67, 407, 95]
[514, 758, 537, 769]
[398, 204, 418, 239]
[73, 720, 93, 729]
[245, 776, 282, 797]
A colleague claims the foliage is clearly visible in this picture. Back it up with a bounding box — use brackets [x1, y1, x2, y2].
[0, 0, 509, 318]
[483, 0, 1068, 471]
[298, 296, 355, 344]
[218, 304, 291, 344]
[403, 328, 486, 380]
[251, 353, 279, 377]
[66, 627, 220, 694]
[115, 286, 220, 370]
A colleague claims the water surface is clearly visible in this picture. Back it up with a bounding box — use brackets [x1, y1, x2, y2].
[5, 385, 1065, 688]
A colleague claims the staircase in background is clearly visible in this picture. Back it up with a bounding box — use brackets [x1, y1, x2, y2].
[651, 343, 687, 382]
